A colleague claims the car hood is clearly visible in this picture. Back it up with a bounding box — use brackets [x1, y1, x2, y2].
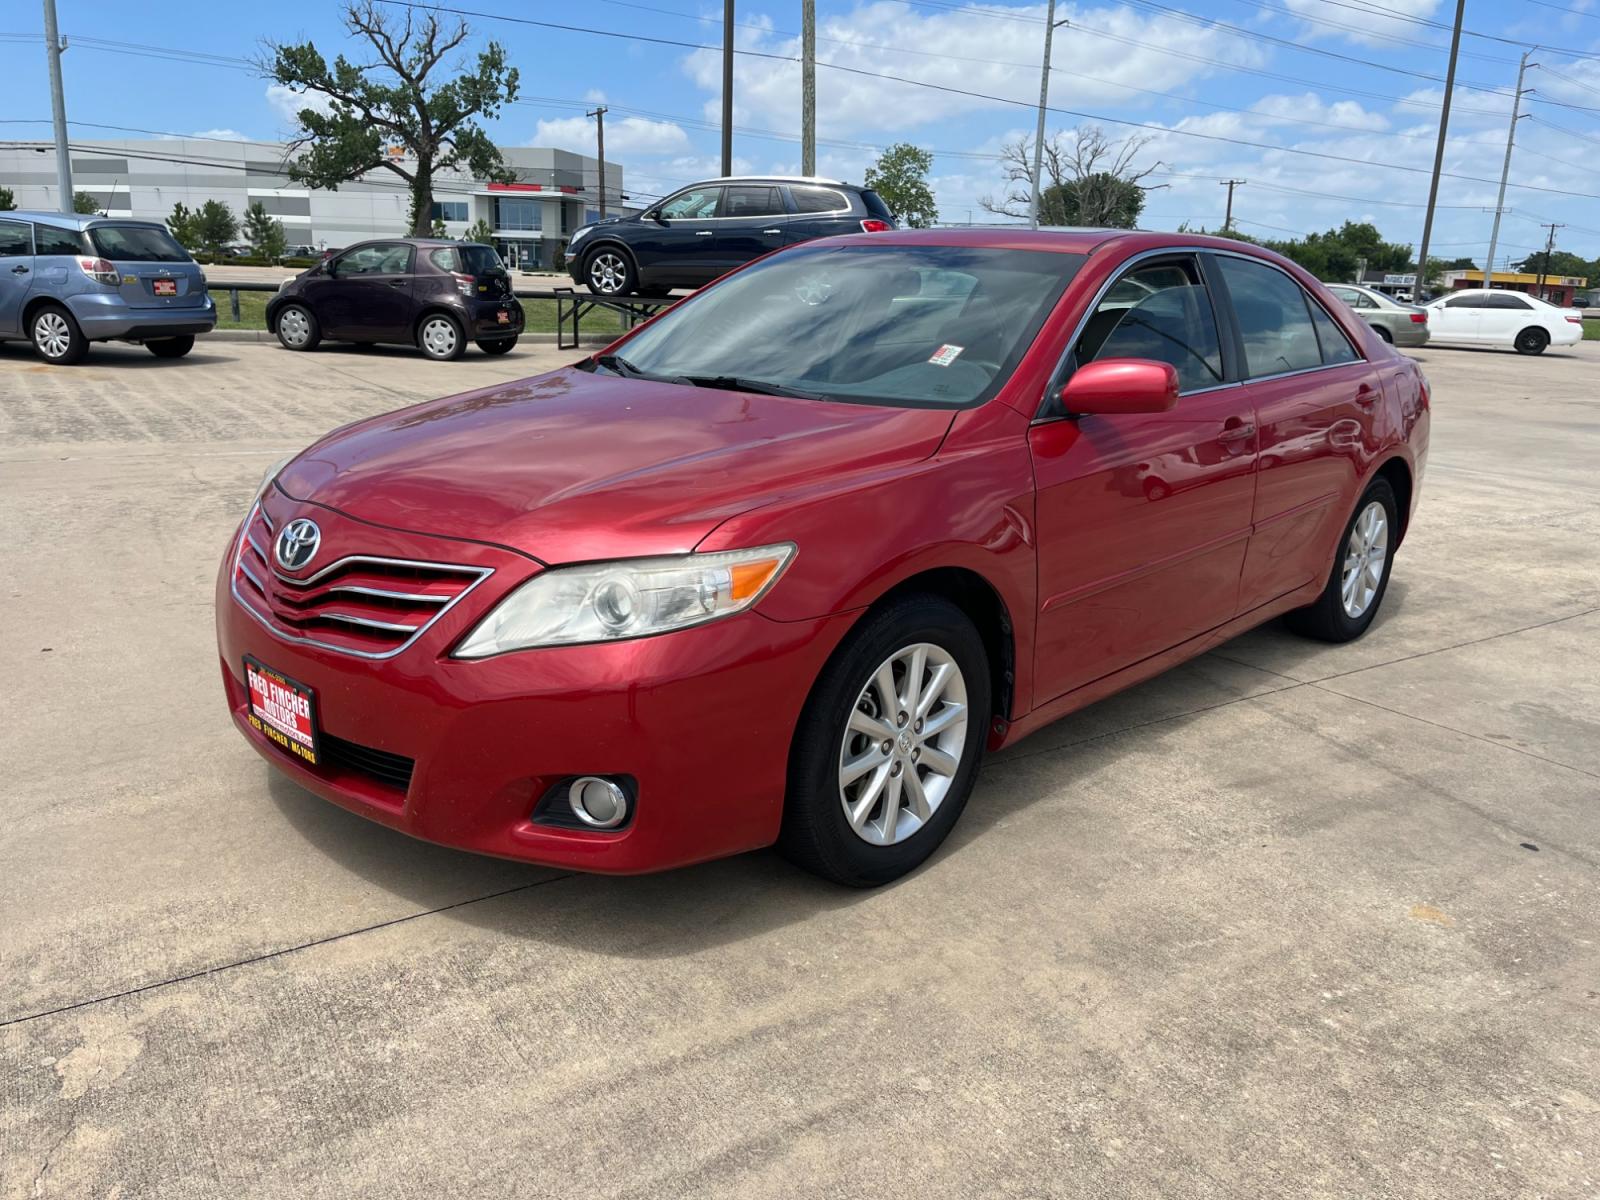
[275, 367, 957, 564]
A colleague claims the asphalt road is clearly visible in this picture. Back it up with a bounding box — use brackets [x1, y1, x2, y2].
[2, 335, 1597, 1199]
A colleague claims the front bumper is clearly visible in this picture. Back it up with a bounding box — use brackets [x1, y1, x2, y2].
[214, 502, 852, 874]
[70, 293, 216, 340]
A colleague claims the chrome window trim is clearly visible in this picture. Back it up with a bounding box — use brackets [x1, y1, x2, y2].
[229, 505, 496, 661]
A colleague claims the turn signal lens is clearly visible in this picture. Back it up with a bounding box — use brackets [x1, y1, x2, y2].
[453, 543, 797, 657]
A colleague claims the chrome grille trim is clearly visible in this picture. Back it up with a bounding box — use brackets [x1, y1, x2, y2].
[322, 584, 451, 604]
[229, 504, 495, 661]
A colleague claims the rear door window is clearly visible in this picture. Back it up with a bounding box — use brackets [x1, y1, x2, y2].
[34, 225, 83, 256]
[720, 186, 783, 218]
[88, 225, 190, 262]
[1073, 258, 1225, 394]
[1487, 292, 1532, 309]
[1305, 299, 1361, 365]
[1216, 256, 1324, 378]
[0, 220, 31, 257]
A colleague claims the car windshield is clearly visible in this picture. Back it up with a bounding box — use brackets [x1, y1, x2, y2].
[89, 225, 191, 263]
[603, 243, 1084, 408]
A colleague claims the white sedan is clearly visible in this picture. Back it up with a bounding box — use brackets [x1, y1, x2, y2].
[1423, 288, 1583, 355]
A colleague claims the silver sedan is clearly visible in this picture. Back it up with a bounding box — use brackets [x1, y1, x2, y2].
[1327, 284, 1431, 348]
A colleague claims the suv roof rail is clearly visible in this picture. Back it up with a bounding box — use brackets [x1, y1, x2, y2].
[702, 175, 850, 186]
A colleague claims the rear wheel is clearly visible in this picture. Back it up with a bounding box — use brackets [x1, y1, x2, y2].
[1371, 324, 1393, 344]
[275, 303, 320, 351]
[476, 337, 517, 355]
[145, 335, 195, 359]
[30, 305, 88, 365]
[417, 313, 465, 361]
[1514, 326, 1549, 355]
[584, 246, 636, 296]
[779, 595, 990, 887]
[1285, 478, 1398, 643]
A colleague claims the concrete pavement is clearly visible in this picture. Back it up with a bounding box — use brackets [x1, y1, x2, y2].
[1, 337, 1597, 1198]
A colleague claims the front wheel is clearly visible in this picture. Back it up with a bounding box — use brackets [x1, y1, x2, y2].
[584, 247, 636, 296]
[417, 313, 465, 361]
[476, 337, 517, 356]
[1514, 326, 1549, 355]
[146, 335, 195, 358]
[779, 595, 990, 887]
[275, 303, 320, 351]
[1285, 478, 1398, 643]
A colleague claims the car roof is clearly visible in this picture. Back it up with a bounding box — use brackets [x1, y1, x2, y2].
[3, 210, 168, 231]
[814, 226, 1301, 260]
[699, 175, 852, 187]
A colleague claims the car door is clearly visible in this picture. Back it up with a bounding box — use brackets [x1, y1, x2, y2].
[1210, 254, 1377, 613]
[1028, 253, 1258, 703]
[632, 185, 723, 285]
[1481, 291, 1534, 345]
[1428, 292, 1485, 342]
[709, 185, 788, 278]
[0, 218, 33, 336]
[318, 243, 416, 341]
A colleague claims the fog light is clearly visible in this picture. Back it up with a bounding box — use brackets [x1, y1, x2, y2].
[570, 776, 628, 829]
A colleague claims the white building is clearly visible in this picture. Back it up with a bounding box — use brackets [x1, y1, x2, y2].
[0, 138, 625, 269]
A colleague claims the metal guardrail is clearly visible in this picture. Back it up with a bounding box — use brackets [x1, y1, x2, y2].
[206, 281, 678, 350]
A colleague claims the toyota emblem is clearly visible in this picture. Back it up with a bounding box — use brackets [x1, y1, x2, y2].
[274, 518, 321, 571]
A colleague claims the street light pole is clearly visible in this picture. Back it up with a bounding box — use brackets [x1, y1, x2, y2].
[1414, 0, 1464, 302]
[42, 0, 73, 214]
[1028, 1, 1066, 230]
[1484, 49, 1535, 294]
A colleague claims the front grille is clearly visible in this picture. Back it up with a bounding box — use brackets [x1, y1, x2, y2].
[321, 732, 415, 793]
[232, 504, 492, 659]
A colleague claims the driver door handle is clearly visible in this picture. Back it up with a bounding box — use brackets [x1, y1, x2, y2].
[10, 265, 27, 274]
[762, 228, 782, 235]
[1218, 420, 1256, 443]
[695, 230, 714, 237]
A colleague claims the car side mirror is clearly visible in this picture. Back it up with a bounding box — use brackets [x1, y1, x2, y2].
[648, 210, 666, 224]
[1057, 358, 1179, 416]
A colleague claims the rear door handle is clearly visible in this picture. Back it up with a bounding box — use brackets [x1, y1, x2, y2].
[10, 265, 27, 274]
[1355, 383, 1378, 405]
[388, 279, 408, 287]
[1218, 420, 1256, 443]
[695, 230, 714, 237]
[762, 228, 782, 235]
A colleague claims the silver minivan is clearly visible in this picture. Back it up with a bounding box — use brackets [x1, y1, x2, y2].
[0, 210, 215, 364]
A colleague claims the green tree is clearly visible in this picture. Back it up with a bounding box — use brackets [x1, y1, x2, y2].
[864, 143, 938, 229]
[262, 2, 520, 237]
[463, 217, 494, 244]
[167, 202, 202, 249]
[195, 200, 239, 256]
[1040, 172, 1145, 228]
[1513, 248, 1591, 279]
[72, 191, 103, 215]
[0, 186, 15, 211]
[431, 217, 448, 237]
[243, 200, 288, 260]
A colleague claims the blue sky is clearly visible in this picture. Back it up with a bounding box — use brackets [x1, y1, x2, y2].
[4, 0, 1600, 265]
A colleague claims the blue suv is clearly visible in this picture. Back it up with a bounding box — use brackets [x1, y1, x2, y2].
[0, 211, 215, 364]
[565, 176, 897, 296]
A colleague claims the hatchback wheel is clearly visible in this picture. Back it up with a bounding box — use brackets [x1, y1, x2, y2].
[31, 305, 88, 365]
[275, 303, 320, 351]
[146, 335, 195, 359]
[1515, 326, 1549, 355]
[417, 313, 466, 361]
[476, 337, 517, 355]
[779, 595, 990, 886]
[1286, 478, 1398, 643]
[585, 247, 635, 296]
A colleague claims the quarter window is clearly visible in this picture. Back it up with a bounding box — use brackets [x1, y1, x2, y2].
[791, 186, 849, 214]
[1072, 259, 1225, 394]
[0, 220, 31, 257]
[1216, 256, 1324, 378]
[34, 226, 83, 256]
[660, 187, 722, 219]
[721, 186, 783, 218]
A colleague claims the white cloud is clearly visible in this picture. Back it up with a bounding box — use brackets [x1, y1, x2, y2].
[531, 115, 691, 157]
[1282, 0, 1445, 48]
[265, 83, 334, 128]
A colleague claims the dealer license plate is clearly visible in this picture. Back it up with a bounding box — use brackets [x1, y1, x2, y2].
[152, 278, 178, 296]
[244, 656, 319, 766]
[496, 309, 510, 324]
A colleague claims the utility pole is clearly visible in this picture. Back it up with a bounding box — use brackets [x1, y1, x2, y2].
[1028, 1, 1067, 229]
[1219, 179, 1245, 231]
[1535, 221, 1564, 300]
[587, 105, 608, 217]
[1485, 49, 1536, 294]
[801, 0, 815, 176]
[1415, 0, 1464, 303]
[42, 0, 73, 214]
[720, 0, 734, 175]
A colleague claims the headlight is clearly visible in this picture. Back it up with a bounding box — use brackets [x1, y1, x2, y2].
[453, 543, 796, 658]
[251, 454, 293, 512]
[568, 225, 594, 247]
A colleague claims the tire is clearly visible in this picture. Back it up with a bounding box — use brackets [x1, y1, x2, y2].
[416, 312, 466, 361]
[779, 595, 991, 887]
[30, 304, 89, 365]
[1514, 326, 1549, 355]
[1285, 478, 1399, 643]
[1371, 324, 1393, 344]
[275, 303, 320, 352]
[145, 335, 195, 359]
[584, 245, 637, 296]
[476, 337, 517, 355]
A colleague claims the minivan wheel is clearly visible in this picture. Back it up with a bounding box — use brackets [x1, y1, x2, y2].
[1514, 326, 1549, 355]
[275, 304, 320, 351]
[779, 595, 990, 887]
[1285, 478, 1398, 643]
[476, 337, 517, 355]
[417, 313, 466, 361]
[585, 247, 636, 296]
[31, 305, 88, 365]
[146, 335, 195, 359]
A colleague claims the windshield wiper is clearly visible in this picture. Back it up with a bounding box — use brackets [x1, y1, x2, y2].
[677, 374, 828, 401]
[595, 352, 648, 378]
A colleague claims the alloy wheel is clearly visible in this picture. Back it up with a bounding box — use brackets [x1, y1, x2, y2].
[588, 251, 627, 294]
[279, 308, 310, 347]
[34, 311, 72, 359]
[837, 642, 968, 847]
[1340, 500, 1389, 619]
[420, 317, 458, 358]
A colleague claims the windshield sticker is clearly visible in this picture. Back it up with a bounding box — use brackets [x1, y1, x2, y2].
[929, 344, 964, 366]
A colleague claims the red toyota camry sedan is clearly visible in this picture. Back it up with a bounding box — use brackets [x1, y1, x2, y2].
[217, 229, 1428, 886]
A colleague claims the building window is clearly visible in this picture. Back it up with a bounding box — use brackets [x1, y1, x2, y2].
[584, 208, 602, 226]
[430, 200, 468, 223]
[561, 204, 572, 234]
[494, 197, 542, 231]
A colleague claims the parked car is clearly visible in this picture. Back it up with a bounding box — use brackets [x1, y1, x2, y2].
[219, 229, 1428, 886]
[266, 239, 523, 360]
[564, 175, 897, 296]
[0, 210, 215, 364]
[1327, 283, 1430, 347]
[1423, 288, 1583, 354]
